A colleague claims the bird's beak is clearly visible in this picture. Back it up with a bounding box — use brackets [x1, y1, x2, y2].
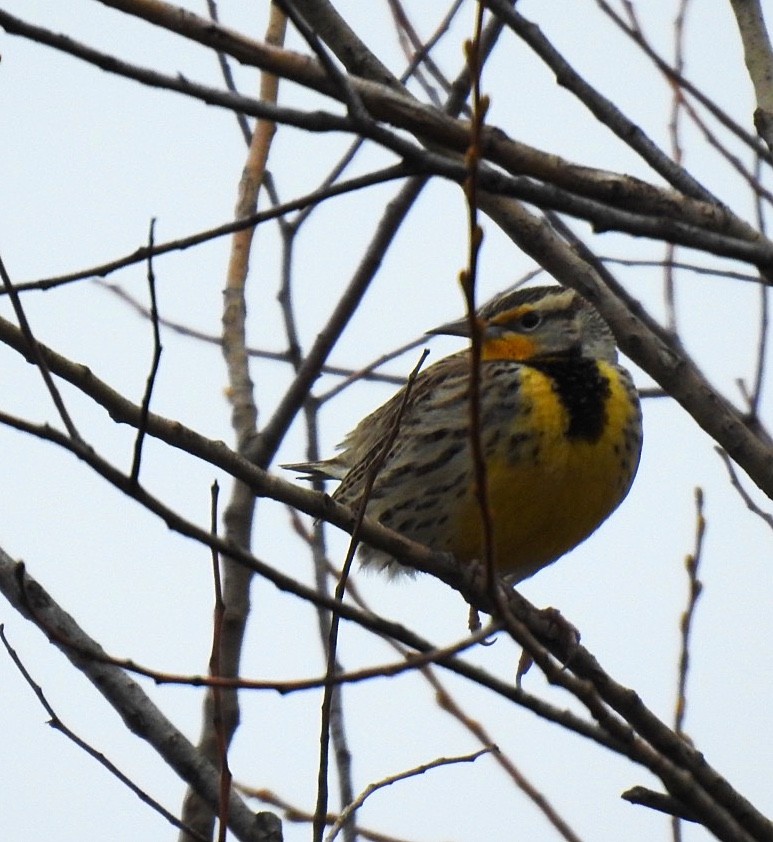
[426, 315, 472, 338]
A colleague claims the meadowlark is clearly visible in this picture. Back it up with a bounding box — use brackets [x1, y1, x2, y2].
[290, 285, 642, 583]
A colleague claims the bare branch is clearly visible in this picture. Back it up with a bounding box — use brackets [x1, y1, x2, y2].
[181, 7, 289, 840]
[130, 219, 163, 485]
[98, 281, 408, 387]
[0, 625, 209, 841]
[237, 788, 416, 842]
[14, 166, 409, 293]
[314, 349, 428, 842]
[0, 555, 281, 842]
[596, 0, 773, 164]
[622, 786, 699, 823]
[0, 255, 81, 441]
[326, 748, 492, 842]
[5, 5, 768, 255]
[716, 447, 773, 529]
[483, 0, 718, 202]
[729, 0, 773, 148]
[672, 485, 706, 842]
[205, 0, 253, 145]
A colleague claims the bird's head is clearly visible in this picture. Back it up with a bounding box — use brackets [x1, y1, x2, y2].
[427, 285, 617, 363]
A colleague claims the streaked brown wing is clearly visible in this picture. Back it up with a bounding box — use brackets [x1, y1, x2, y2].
[332, 351, 471, 507]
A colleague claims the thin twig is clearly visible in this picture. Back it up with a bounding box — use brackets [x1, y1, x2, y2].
[0, 254, 81, 440]
[716, 448, 773, 529]
[76, 622, 492, 694]
[14, 166, 410, 293]
[314, 337, 425, 403]
[97, 281, 407, 387]
[626, 0, 773, 217]
[750, 152, 770, 417]
[275, 151, 357, 840]
[313, 349, 429, 842]
[672, 490, 705, 842]
[131, 219, 163, 485]
[598, 256, 766, 285]
[288, 0, 465, 236]
[208, 481, 231, 842]
[277, 0, 369, 124]
[325, 748, 492, 842]
[622, 786, 699, 823]
[483, 0, 722, 202]
[254, 175, 428, 467]
[679, 94, 773, 207]
[237, 787, 415, 842]
[183, 7, 289, 840]
[387, 0, 466, 107]
[599, 0, 773, 165]
[426, 660, 585, 842]
[674, 488, 705, 734]
[0, 625, 210, 842]
[205, 0, 253, 145]
[460, 4, 497, 599]
[663, 0, 692, 336]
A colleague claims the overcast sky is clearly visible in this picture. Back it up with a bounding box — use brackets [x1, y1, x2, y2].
[1, 2, 771, 841]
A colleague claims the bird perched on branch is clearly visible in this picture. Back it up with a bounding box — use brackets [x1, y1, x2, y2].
[287, 285, 642, 584]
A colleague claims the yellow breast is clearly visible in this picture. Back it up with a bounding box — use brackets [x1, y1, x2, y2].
[447, 360, 641, 581]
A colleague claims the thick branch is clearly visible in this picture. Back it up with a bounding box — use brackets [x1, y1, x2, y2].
[729, 0, 773, 148]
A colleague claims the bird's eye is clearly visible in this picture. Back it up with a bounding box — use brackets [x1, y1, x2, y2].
[518, 311, 542, 331]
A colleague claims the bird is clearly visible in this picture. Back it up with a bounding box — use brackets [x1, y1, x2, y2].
[287, 284, 642, 584]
